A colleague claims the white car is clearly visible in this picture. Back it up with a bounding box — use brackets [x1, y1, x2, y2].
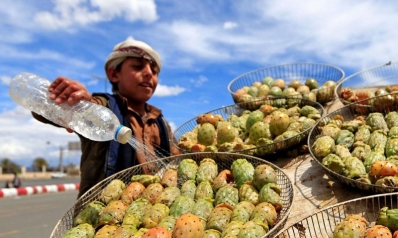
[51, 172, 67, 178]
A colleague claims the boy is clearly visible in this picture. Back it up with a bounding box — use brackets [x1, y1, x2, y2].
[32, 39, 181, 198]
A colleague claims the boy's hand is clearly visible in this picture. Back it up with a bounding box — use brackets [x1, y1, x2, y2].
[49, 76, 92, 105]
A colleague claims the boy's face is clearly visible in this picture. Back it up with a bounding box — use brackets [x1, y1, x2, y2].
[110, 57, 159, 103]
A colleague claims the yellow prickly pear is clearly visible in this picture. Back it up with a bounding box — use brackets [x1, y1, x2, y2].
[172, 213, 205, 238]
[99, 179, 126, 205]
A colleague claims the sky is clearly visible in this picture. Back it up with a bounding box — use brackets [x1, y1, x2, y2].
[0, 0, 397, 168]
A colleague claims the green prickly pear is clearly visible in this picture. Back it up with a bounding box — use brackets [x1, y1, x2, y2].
[231, 201, 255, 223]
[269, 111, 290, 137]
[237, 220, 267, 238]
[192, 198, 214, 220]
[172, 213, 205, 238]
[98, 179, 126, 205]
[249, 121, 272, 145]
[206, 203, 233, 232]
[377, 207, 398, 231]
[177, 159, 199, 182]
[125, 198, 152, 226]
[258, 183, 282, 211]
[180, 179, 196, 199]
[342, 156, 366, 179]
[238, 183, 259, 205]
[169, 196, 196, 217]
[246, 110, 265, 132]
[157, 215, 177, 233]
[197, 122, 216, 146]
[252, 164, 277, 191]
[73, 201, 105, 227]
[196, 158, 218, 184]
[255, 138, 274, 156]
[131, 174, 161, 187]
[62, 223, 95, 238]
[217, 121, 239, 145]
[221, 220, 244, 237]
[333, 214, 368, 238]
[195, 181, 214, 200]
[214, 184, 239, 207]
[250, 202, 277, 227]
[131, 228, 150, 238]
[155, 186, 181, 207]
[312, 135, 336, 159]
[142, 203, 170, 229]
[231, 158, 254, 188]
[203, 229, 222, 238]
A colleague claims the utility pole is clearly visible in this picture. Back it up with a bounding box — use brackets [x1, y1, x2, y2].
[59, 146, 64, 173]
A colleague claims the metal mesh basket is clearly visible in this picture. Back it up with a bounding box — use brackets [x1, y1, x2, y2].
[228, 62, 345, 106]
[50, 152, 294, 238]
[274, 192, 398, 237]
[173, 97, 324, 158]
[335, 61, 398, 106]
[308, 93, 398, 194]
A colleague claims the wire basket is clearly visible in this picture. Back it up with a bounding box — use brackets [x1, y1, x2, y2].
[274, 192, 398, 237]
[308, 93, 398, 194]
[335, 61, 398, 106]
[173, 97, 324, 158]
[50, 152, 294, 238]
[228, 62, 345, 107]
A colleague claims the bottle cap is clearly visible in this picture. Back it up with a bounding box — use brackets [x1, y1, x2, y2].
[115, 126, 132, 144]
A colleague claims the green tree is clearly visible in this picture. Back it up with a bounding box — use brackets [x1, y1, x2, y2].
[32, 157, 49, 171]
[0, 158, 19, 173]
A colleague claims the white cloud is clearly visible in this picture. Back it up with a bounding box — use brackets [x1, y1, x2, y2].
[154, 84, 186, 97]
[190, 75, 208, 87]
[0, 75, 11, 85]
[223, 22, 238, 30]
[34, 0, 158, 30]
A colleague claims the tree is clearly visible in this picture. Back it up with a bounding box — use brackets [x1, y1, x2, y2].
[0, 158, 19, 173]
[32, 157, 49, 171]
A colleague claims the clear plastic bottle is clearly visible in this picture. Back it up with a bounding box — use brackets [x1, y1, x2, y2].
[8, 72, 132, 144]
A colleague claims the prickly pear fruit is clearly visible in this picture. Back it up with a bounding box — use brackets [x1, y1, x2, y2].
[180, 179, 197, 199]
[99, 179, 126, 205]
[196, 158, 218, 184]
[231, 158, 254, 188]
[121, 182, 146, 205]
[73, 201, 105, 227]
[203, 229, 222, 238]
[125, 198, 152, 226]
[221, 220, 244, 237]
[252, 164, 277, 191]
[169, 196, 196, 217]
[94, 224, 118, 238]
[250, 202, 277, 227]
[142, 227, 172, 238]
[333, 214, 368, 238]
[122, 213, 140, 231]
[192, 198, 214, 220]
[258, 183, 282, 211]
[197, 123, 216, 146]
[131, 174, 161, 187]
[157, 216, 177, 233]
[312, 135, 336, 158]
[98, 200, 129, 226]
[142, 203, 170, 229]
[212, 169, 234, 192]
[161, 168, 178, 188]
[342, 156, 366, 179]
[132, 228, 150, 238]
[369, 160, 398, 177]
[377, 207, 398, 231]
[196, 113, 223, 127]
[249, 121, 272, 145]
[214, 184, 239, 207]
[141, 183, 164, 205]
[206, 203, 233, 232]
[238, 183, 259, 205]
[269, 111, 290, 137]
[155, 186, 181, 207]
[195, 181, 214, 200]
[61, 223, 95, 238]
[231, 201, 255, 223]
[172, 213, 205, 238]
[246, 110, 265, 132]
[237, 220, 267, 238]
[322, 154, 345, 174]
[364, 225, 392, 238]
[177, 159, 199, 182]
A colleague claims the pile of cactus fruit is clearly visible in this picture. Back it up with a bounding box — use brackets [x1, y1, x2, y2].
[232, 76, 337, 105]
[178, 102, 321, 157]
[333, 207, 398, 237]
[312, 111, 398, 188]
[62, 157, 284, 238]
[338, 84, 398, 106]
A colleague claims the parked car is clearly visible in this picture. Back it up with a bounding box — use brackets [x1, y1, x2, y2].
[51, 172, 67, 178]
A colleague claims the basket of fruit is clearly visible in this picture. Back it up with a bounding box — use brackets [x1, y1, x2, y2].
[174, 97, 324, 158]
[228, 62, 345, 108]
[274, 192, 398, 237]
[308, 93, 398, 194]
[335, 61, 398, 106]
[50, 152, 294, 238]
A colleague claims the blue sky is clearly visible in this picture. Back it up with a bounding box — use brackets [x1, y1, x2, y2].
[0, 0, 397, 168]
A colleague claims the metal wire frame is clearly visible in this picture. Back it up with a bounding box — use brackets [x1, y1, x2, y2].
[227, 62, 345, 105]
[50, 152, 295, 238]
[308, 93, 398, 194]
[173, 97, 324, 158]
[274, 192, 398, 237]
[335, 61, 398, 106]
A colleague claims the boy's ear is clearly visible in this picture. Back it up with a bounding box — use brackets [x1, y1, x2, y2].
[107, 68, 119, 82]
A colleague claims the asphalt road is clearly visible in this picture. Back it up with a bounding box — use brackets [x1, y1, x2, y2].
[5, 177, 81, 188]
[0, 178, 80, 238]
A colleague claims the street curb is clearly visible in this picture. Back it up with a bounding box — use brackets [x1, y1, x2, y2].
[0, 183, 80, 198]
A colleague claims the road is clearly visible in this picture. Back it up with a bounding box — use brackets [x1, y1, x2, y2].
[0, 178, 80, 238]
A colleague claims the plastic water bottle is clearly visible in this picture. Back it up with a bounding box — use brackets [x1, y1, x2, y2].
[8, 72, 132, 144]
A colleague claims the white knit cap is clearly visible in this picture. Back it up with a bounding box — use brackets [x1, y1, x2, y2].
[104, 39, 162, 79]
